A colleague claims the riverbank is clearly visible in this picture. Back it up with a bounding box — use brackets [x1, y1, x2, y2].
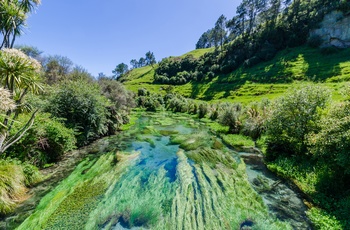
[12, 111, 308, 229]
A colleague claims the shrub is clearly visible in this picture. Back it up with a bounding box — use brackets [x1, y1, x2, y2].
[8, 113, 76, 166]
[242, 102, 270, 146]
[218, 103, 243, 134]
[266, 85, 330, 159]
[198, 103, 208, 119]
[46, 80, 109, 146]
[308, 102, 350, 177]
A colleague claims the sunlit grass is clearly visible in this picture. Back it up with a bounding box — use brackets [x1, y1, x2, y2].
[0, 160, 42, 215]
[122, 46, 350, 104]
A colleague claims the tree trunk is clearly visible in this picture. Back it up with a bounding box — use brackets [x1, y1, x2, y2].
[0, 131, 7, 154]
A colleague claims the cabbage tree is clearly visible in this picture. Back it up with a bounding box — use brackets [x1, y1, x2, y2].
[0, 48, 42, 154]
[0, 0, 41, 49]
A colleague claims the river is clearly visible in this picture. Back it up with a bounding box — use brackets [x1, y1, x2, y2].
[8, 112, 311, 229]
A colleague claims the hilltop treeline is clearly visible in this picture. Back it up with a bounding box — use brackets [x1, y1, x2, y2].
[154, 0, 349, 85]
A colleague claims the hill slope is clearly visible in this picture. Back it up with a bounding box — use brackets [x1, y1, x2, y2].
[122, 46, 350, 103]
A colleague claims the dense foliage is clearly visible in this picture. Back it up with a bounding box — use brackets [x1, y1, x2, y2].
[7, 113, 76, 166]
[0, 158, 42, 214]
[152, 0, 345, 86]
[46, 81, 110, 146]
[266, 85, 330, 158]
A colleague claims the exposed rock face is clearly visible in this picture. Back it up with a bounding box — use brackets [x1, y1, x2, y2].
[311, 11, 350, 48]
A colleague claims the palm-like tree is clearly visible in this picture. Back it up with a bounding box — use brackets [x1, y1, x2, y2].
[0, 0, 41, 49]
[0, 48, 42, 154]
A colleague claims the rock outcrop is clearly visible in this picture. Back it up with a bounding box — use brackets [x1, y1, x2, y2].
[311, 11, 350, 48]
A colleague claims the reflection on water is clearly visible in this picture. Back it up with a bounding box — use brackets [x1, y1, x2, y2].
[17, 112, 311, 230]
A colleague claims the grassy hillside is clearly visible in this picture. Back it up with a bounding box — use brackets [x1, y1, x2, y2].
[122, 46, 350, 103]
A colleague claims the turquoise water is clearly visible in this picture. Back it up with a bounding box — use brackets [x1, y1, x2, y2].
[17, 112, 310, 230]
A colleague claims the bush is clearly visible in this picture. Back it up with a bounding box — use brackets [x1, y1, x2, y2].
[218, 103, 243, 134]
[257, 42, 277, 61]
[266, 85, 330, 159]
[308, 102, 350, 176]
[46, 80, 109, 146]
[198, 103, 208, 119]
[8, 113, 76, 166]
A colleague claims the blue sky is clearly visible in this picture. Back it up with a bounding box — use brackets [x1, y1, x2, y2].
[17, 0, 239, 77]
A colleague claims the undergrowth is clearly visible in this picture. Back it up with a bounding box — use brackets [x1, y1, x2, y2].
[0, 159, 42, 215]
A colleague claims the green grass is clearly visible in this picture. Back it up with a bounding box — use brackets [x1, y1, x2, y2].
[122, 48, 214, 95]
[0, 160, 42, 215]
[267, 157, 350, 229]
[122, 46, 350, 104]
[178, 47, 214, 58]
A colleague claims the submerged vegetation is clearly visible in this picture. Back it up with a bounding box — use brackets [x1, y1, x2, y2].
[18, 113, 300, 229]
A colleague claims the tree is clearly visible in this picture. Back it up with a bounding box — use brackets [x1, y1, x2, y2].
[266, 85, 330, 158]
[112, 63, 128, 79]
[236, 0, 248, 37]
[213, 15, 227, 50]
[226, 16, 240, 41]
[196, 29, 214, 49]
[138, 57, 146, 67]
[0, 48, 42, 154]
[130, 59, 138, 69]
[42, 55, 73, 85]
[0, 0, 41, 49]
[98, 78, 134, 133]
[145, 51, 156, 67]
[308, 102, 350, 175]
[15, 45, 42, 59]
[67, 65, 94, 83]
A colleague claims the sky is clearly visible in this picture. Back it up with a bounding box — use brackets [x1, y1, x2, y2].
[17, 0, 240, 77]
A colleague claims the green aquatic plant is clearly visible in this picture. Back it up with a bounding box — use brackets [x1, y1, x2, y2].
[169, 131, 211, 150]
[18, 112, 294, 229]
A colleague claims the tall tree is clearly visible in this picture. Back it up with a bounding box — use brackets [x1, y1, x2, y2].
[236, 0, 248, 37]
[138, 57, 146, 67]
[213, 15, 227, 50]
[196, 29, 214, 49]
[226, 16, 241, 41]
[269, 0, 282, 28]
[145, 51, 156, 67]
[130, 59, 138, 69]
[112, 63, 129, 79]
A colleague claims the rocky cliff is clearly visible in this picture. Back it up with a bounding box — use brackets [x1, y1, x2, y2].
[311, 11, 350, 48]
